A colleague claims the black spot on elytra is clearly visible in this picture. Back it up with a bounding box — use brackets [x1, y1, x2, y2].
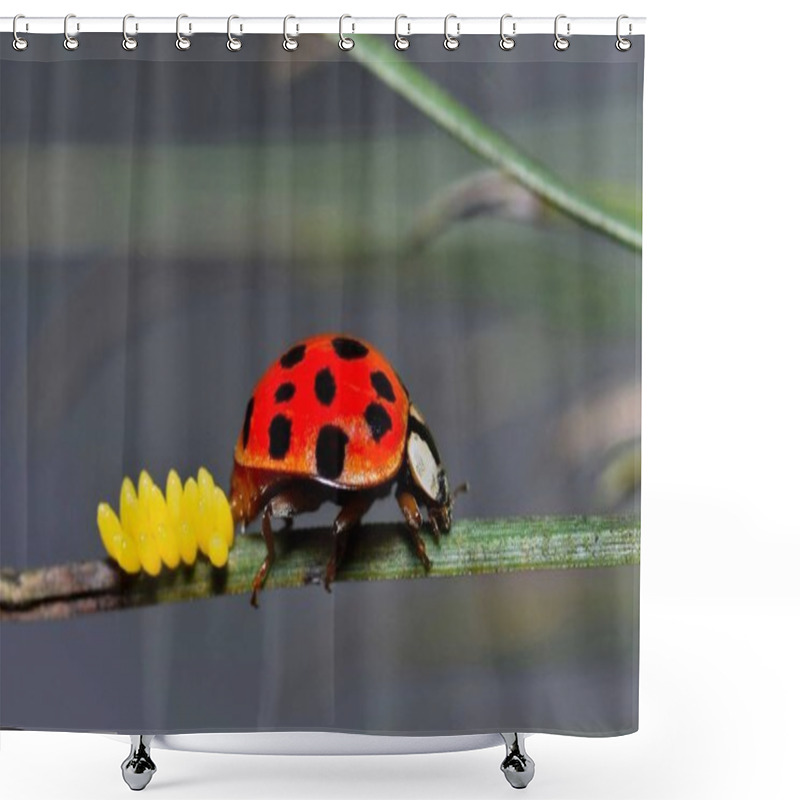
[365, 403, 393, 442]
[268, 414, 292, 460]
[314, 367, 336, 406]
[332, 337, 369, 360]
[280, 344, 306, 369]
[370, 370, 396, 403]
[315, 425, 349, 480]
[242, 397, 255, 450]
[274, 382, 295, 403]
[408, 415, 441, 463]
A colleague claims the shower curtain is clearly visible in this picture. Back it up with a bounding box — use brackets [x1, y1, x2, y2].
[0, 29, 642, 737]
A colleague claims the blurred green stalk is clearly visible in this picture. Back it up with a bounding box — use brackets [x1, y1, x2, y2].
[1, 515, 639, 622]
[342, 35, 642, 252]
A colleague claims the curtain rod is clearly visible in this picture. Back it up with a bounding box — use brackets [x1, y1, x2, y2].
[1, 16, 645, 37]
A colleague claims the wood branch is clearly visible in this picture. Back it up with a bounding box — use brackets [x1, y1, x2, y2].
[0, 515, 640, 622]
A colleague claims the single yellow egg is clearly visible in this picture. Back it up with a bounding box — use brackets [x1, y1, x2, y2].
[119, 477, 139, 538]
[207, 532, 229, 568]
[150, 482, 167, 519]
[146, 484, 180, 569]
[97, 502, 123, 561]
[180, 478, 200, 563]
[212, 486, 235, 547]
[136, 531, 162, 576]
[178, 519, 198, 565]
[196, 476, 214, 556]
[138, 470, 155, 504]
[152, 497, 179, 568]
[154, 521, 181, 570]
[182, 477, 200, 528]
[197, 466, 215, 495]
[116, 532, 141, 574]
[166, 469, 183, 524]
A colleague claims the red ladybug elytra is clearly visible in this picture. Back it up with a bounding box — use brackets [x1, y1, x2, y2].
[229, 333, 456, 607]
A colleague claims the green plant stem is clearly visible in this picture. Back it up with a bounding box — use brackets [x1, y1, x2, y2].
[340, 35, 641, 252]
[0, 516, 639, 622]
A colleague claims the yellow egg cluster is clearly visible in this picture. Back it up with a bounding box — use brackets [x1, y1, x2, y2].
[96, 468, 234, 575]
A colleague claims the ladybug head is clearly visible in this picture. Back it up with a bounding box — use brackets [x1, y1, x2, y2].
[229, 461, 264, 527]
[406, 405, 451, 509]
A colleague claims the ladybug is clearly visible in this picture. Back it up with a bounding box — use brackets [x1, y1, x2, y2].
[229, 333, 458, 607]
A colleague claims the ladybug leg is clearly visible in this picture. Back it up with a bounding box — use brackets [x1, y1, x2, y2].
[250, 511, 276, 609]
[324, 494, 374, 593]
[427, 504, 452, 538]
[396, 491, 433, 573]
[428, 511, 442, 543]
[250, 485, 325, 607]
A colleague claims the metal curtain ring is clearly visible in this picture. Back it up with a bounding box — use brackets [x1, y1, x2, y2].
[616, 15, 632, 51]
[63, 13, 79, 51]
[339, 14, 355, 50]
[339, 14, 356, 51]
[12, 14, 28, 51]
[122, 14, 138, 51]
[283, 15, 298, 51]
[553, 14, 570, 51]
[176, 14, 191, 50]
[394, 15, 410, 50]
[227, 15, 242, 51]
[443, 14, 460, 51]
[499, 14, 515, 50]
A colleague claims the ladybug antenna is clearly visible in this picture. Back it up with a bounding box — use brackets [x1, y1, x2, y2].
[451, 481, 469, 500]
